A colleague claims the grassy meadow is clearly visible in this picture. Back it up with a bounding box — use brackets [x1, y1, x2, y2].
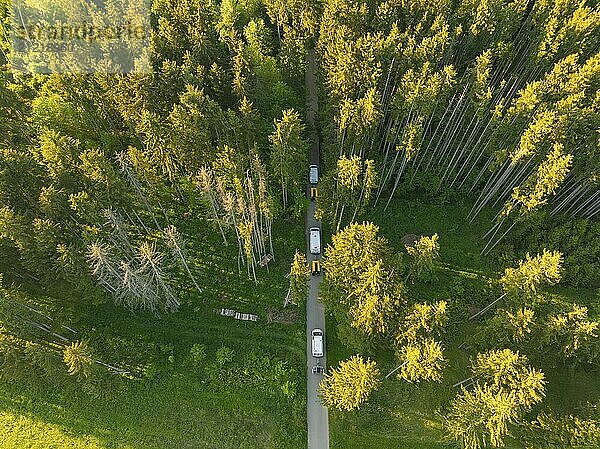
[0, 213, 308, 449]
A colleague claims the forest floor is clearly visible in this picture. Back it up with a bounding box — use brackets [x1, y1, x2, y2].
[0, 214, 309, 449]
[325, 195, 600, 449]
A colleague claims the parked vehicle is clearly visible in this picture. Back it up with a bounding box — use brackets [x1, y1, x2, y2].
[309, 227, 321, 255]
[311, 328, 324, 357]
[311, 259, 321, 276]
[309, 165, 319, 184]
[312, 364, 324, 374]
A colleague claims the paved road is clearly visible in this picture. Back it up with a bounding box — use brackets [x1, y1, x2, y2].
[305, 49, 329, 449]
[306, 199, 328, 449]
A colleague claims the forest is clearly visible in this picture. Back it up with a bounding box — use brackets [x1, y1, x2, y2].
[0, 0, 599, 448]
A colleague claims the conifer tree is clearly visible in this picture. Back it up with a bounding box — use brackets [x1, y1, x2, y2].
[318, 355, 381, 411]
[321, 222, 405, 333]
[406, 234, 440, 281]
[524, 412, 600, 449]
[544, 304, 599, 359]
[63, 341, 93, 377]
[505, 308, 536, 342]
[289, 250, 309, 305]
[445, 383, 520, 449]
[398, 338, 446, 382]
[397, 301, 448, 343]
[500, 249, 563, 298]
[446, 349, 546, 449]
[269, 109, 308, 210]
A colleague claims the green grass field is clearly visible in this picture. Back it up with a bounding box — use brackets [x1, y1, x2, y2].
[0, 214, 308, 449]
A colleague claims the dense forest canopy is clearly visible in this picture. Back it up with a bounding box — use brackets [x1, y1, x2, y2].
[0, 0, 599, 448]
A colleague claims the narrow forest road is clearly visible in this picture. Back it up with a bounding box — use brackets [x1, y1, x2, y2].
[305, 49, 330, 449]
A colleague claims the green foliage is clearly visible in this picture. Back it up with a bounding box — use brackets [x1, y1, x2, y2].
[269, 109, 308, 210]
[506, 215, 600, 288]
[522, 412, 600, 448]
[398, 338, 446, 382]
[397, 300, 447, 343]
[406, 233, 440, 281]
[500, 249, 563, 298]
[544, 304, 599, 360]
[324, 154, 379, 226]
[63, 341, 94, 378]
[318, 355, 381, 411]
[446, 349, 546, 449]
[335, 322, 374, 353]
[445, 383, 520, 449]
[289, 250, 309, 304]
[395, 301, 448, 382]
[188, 343, 207, 367]
[322, 222, 389, 291]
[215, 346, 235, 368]
[503, 143, 574, 217]
[471, 349, 546, 409]
[0, 1, 599, 447]
[321, 222, 405, 335]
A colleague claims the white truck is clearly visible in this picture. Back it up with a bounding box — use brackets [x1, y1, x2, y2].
[311, 328, 324, 358]
[309, 227, 321, 255]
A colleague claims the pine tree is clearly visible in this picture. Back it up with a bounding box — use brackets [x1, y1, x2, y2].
[398, 338, 446, 382]
[505, 307, 535, 342]
[318, 355, 381, 411]
[523, 412, 600, 449]
[406, 234, 440, 281]
[397, 300, 448, 343]
[348, 260, 399, 335]
[269, 109, 308, 210]
[289, 250, 309, 305]
[544, 304, 599, 359]
[63, 341, 93, 377]
[500, 249, 563, 298]
[471, 349, 546, 410]
[447, 349, 546, 449]
[502, 143, 573, 217]
[321, 222, 405, 331]
[445, 383, 520, 449]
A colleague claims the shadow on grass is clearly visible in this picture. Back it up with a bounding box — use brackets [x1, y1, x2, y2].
[0, 373, 305, 449]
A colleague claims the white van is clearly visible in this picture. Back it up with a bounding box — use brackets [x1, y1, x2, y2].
[309, 227, 321, 255]
[311, 328, 324, 358]
[309, 165, 319, 184]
